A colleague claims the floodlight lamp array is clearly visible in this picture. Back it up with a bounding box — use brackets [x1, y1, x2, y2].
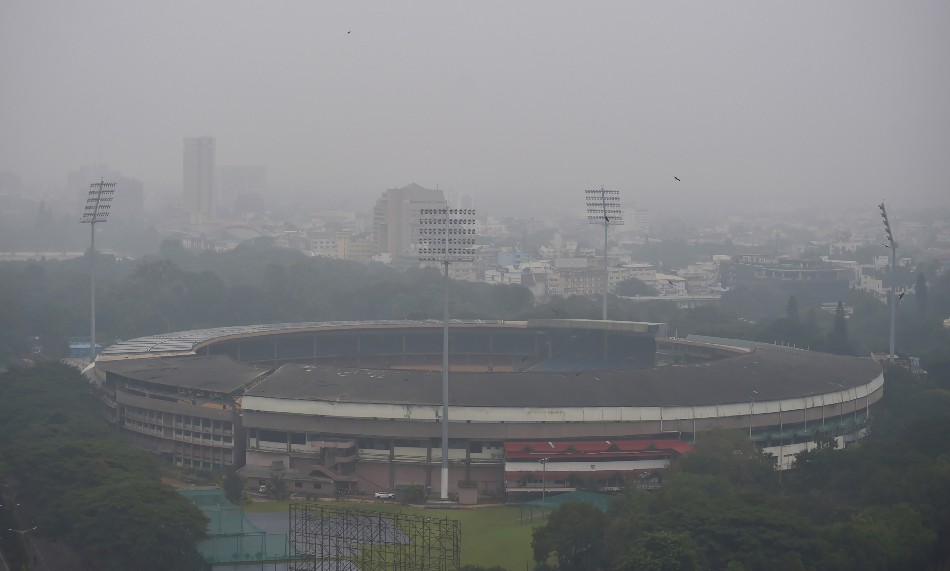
[80, 181, 116, 224]
[416, 207, 478, 262]
[585, 188, 624, 225]
[878, 202, 896, 247]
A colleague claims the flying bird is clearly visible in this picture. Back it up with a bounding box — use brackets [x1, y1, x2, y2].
[882, 243, 890, 248]
[674, 177, 681, 182]
[551, 308, 559, 316]
[667, 279, 675, 285]
[8, 527, 37, 534]
[897, 291, 906, 301]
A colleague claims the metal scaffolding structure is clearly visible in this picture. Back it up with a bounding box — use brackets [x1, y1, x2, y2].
[289, 503, 461, 571]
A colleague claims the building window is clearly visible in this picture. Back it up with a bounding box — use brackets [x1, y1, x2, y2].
[312, 483, 322, 489]
[294, 481, 303, 488]
[259, 430, 287, 443]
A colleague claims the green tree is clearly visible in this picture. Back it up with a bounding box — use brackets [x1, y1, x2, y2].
[268, 471, 288, 500]
[674, 429, 776, 488]
[786, 295, 799, 321]
[222, 468, 244, 502]
[0, 363, 207, 571]
[826, 301, 854, 355]
[614, 531, 702, 571]
[532, 502, 607, 571]
[615, 278, 659, 297]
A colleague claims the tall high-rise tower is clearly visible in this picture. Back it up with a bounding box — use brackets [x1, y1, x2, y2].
[373, 183, 446, 257]
[183, 137, 215, 224]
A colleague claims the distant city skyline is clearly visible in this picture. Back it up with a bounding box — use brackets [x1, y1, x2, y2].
[2, 2, 948, 218]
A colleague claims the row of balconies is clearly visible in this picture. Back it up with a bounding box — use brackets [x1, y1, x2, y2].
[251, 441, 358, 464]
[116, 390, 234, 420]
[174, 447, 234, 465]
[123, 410, 234, 437]
[123, 420, 163, 437]
[171, 423, 234, 436]
[122, 420, 234, 448]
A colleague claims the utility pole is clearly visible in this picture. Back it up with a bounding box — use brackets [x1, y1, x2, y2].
[417, 203, 476, 501]
[540, 457, 549, 506]
[80, 179, 115, 363]
[585, 187, 623, 320]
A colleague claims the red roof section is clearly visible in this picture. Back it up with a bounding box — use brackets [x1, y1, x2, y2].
[504, 439, 693, 460]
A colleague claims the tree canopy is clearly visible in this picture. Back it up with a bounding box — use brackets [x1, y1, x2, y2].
[0, 363, 208, 571]
[533, 372, 950, 571]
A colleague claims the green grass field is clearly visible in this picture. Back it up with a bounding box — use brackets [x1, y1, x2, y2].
[244, 499, 540, 569]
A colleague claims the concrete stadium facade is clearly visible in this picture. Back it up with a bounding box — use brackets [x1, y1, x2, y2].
[91, 320, 883, 500]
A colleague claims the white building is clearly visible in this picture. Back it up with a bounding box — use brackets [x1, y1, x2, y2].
[608, 263, 656, 292]
[655, 273, 687, 295]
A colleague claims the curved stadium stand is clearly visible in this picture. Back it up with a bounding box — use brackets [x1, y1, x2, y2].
[91, 320, 882, 500]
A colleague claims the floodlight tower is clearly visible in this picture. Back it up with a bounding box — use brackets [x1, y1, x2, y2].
[879, 202, 897, 363]
[586, 187, 623, 320]
[417, 204, 477, 500]
[80, 179, 115, 362]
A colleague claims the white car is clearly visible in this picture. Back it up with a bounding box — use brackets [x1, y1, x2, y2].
[374, 491, 395, 499]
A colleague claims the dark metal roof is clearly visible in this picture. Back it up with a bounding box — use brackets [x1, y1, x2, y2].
[245, 345, 881, 407]
[98, 319, 662, 356]
[98, 355, 266, 394]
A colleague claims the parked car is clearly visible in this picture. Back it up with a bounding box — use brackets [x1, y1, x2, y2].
[373, 491, 395, 499]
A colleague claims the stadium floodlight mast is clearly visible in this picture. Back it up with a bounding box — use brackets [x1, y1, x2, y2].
[417, 204, 477, 500]
[586, 187, 623, 320]
[80, 179, 115, 363]
[879, 201, 897, 363]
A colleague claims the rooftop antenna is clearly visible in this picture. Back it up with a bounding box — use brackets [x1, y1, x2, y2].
[80, 179, 115, 363]
[417, 203, 476, 501]
[586, 187, 623, 320]
[879, 201, 897, 363]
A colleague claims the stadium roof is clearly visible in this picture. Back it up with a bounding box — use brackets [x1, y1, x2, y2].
[97, 355, 266, 394]
[245, 345, 880, 407]
[98, 319, 663, 356]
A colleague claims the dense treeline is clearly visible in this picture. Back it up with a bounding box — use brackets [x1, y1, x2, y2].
[0, 363, 208, 571]
[0, 241, 534, 362]
[1, 240, 948, 375]
[532, 365, 950, 571]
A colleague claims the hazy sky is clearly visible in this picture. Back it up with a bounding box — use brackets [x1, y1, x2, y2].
[1, 1, 948, 216]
